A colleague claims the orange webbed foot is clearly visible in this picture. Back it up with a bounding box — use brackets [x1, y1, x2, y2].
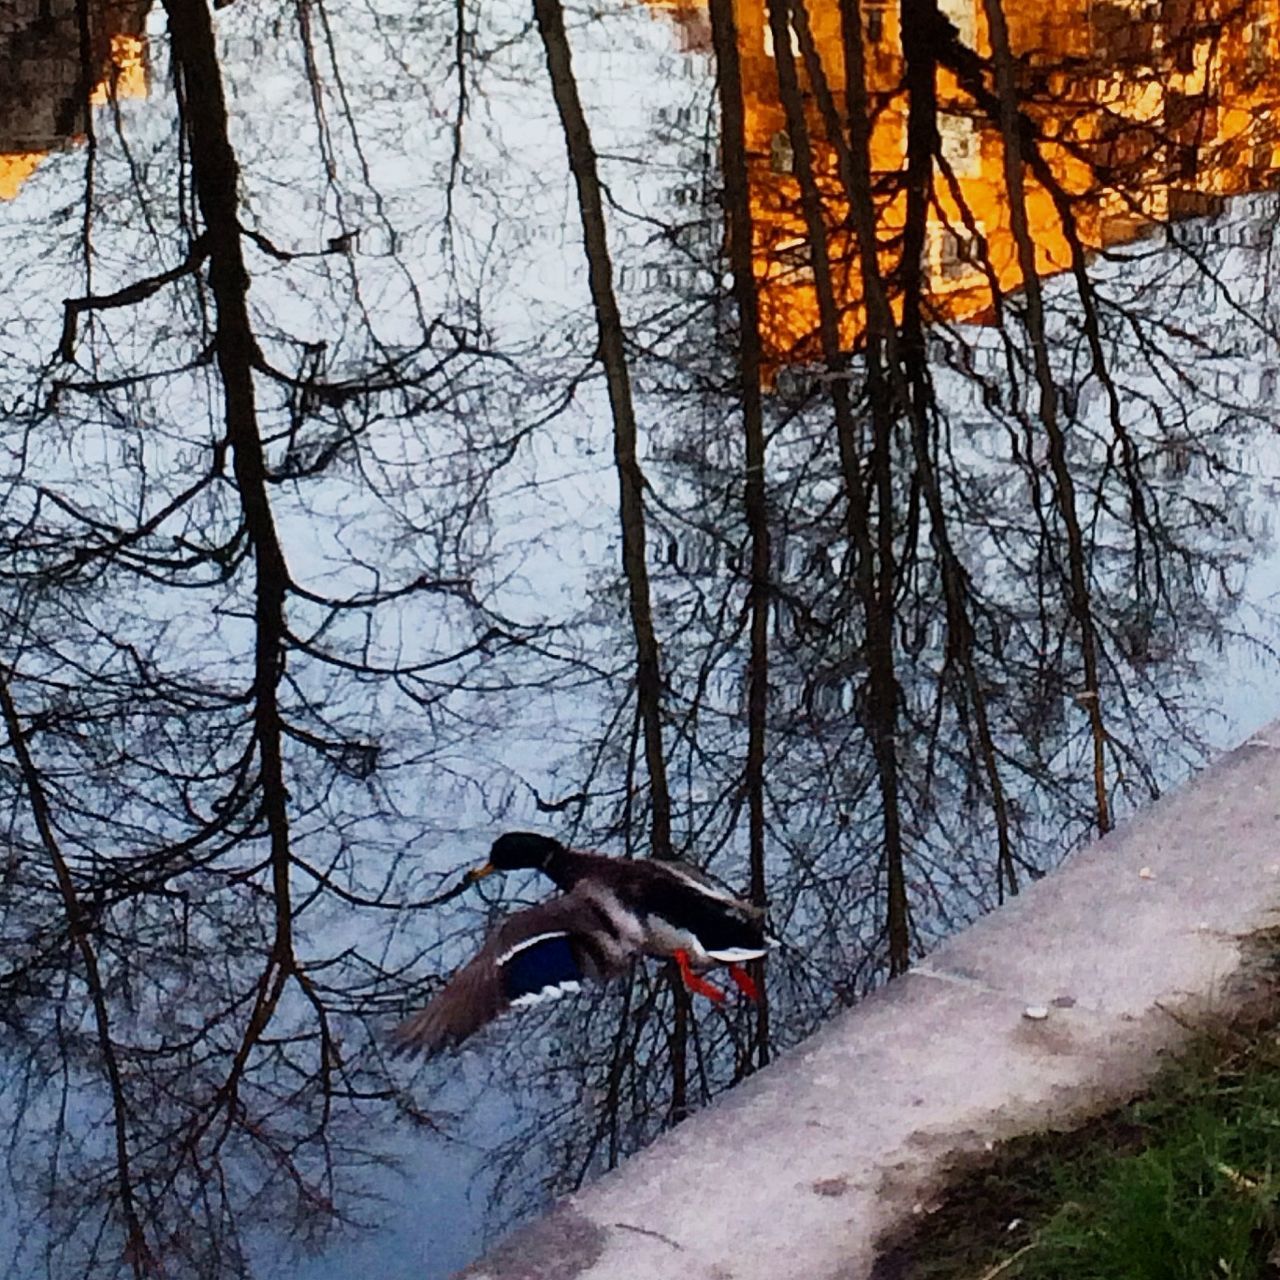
[727, 963, 760, 1003]
[674, 949, 727, 1004]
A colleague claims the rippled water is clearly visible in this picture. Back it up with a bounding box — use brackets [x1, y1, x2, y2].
[3, 0, 1280, 1275]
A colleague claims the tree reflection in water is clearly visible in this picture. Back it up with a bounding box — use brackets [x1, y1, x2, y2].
[0, 0, 1277, 1273]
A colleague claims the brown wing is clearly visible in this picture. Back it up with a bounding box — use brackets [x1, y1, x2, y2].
[389, 947, 505, 1058]
[389, 886, 638, 1058]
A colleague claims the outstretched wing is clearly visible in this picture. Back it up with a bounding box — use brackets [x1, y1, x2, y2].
[389, 888, 636, 1058]
[389, 948, 504, 1057]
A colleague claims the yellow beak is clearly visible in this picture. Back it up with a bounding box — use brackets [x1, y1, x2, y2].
[465, 861, 496, 883]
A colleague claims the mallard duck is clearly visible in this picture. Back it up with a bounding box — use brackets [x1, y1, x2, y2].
[390, 832, 769, 1057]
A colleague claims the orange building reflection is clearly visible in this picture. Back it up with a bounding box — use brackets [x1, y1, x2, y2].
[0, 0, 149, 199]
[649, 0, 1280, 370]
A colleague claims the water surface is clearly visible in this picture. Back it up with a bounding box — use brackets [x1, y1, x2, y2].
[2, 0, 1280, 1275]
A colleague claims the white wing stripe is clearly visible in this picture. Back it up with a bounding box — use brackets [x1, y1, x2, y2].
[496, 931, 570, 965]
[660, 863, 742, 904]
[705, 947, 768, 962]
[510, 980, 582, 1008]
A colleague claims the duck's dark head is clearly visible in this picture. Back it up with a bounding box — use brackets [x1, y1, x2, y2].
[466, 831, 564, 882]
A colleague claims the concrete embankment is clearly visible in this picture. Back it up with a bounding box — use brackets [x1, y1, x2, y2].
[460, 725, 1280, 1280]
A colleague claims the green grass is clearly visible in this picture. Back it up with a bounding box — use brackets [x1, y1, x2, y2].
[1021, 1051, 1280, 1279]
[875, 1015, 1280, 1280]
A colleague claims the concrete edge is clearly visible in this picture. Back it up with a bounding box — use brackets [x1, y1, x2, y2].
[456, 725, 1280, 1280]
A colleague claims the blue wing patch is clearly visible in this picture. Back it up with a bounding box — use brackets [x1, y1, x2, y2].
[499, 933, 584, 1005]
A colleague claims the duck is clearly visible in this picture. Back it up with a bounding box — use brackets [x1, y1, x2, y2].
[389, 831, 770, 1057]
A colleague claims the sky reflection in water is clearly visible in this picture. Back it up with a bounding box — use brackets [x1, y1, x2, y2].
[2, 0, 1280, 1276]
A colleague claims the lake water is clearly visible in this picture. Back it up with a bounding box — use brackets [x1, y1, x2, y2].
[3, 0, 1280, 1275]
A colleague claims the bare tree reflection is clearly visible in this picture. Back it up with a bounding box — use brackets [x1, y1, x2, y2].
[464, 0, 1278, 1241]
[0, 0, 1278, 1272]
[1, 0, 546, 1271]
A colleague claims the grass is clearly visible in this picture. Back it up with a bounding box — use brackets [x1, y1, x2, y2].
[1021, 1047, 1280, 1280]
[873, 983, 1280, 1280]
